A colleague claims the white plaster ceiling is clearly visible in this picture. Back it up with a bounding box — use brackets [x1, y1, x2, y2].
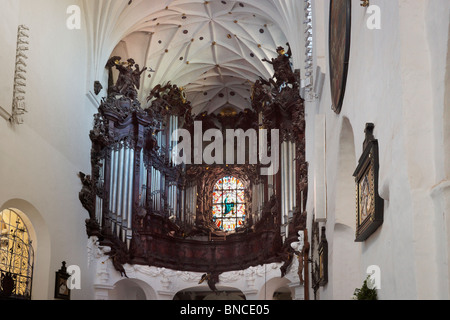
[112, 0, 290, 115]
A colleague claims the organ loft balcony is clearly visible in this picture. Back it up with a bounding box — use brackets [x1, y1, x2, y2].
[79, 51, 308, 283]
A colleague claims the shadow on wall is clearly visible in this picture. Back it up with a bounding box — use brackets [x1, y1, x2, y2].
[331, 118, 362, 299]
[444, 21, 450, 179]
[332, 223, 361, 300]
[335, 117, 356, 229]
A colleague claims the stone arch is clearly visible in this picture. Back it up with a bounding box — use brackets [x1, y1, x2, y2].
[335, 117, 357, 229]
[328, 118, 361, 299]
[109, 278, 157, 300]
[0, 199, 51, 300]
[257, 277, 293, 300]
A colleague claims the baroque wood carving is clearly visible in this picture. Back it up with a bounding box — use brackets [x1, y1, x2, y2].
[258, 44, 309, 276]
[79, 48, 309, 281]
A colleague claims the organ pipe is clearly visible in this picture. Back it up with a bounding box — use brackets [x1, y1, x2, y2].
[121, 147, 130, 229]
[268, 174, 274, 199]
[126, 150, 134, 230]
[110, 149, 119, 215]
[288, 141, 296, 215]
[280, 140, 298, 237]
[139, 149, 147, 207]
[96, 158, 105, 227]
[282, 142, 288, 226]
[106, 142, 140, 241]
[116, 146, 125, 225]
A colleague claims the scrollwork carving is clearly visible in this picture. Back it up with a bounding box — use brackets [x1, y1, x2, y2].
[10, 25, 30, 125]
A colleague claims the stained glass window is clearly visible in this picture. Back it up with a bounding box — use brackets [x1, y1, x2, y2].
[212, 177, 246, 232]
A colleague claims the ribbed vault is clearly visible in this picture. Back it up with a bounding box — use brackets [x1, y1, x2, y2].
[83, 0, 301, 115]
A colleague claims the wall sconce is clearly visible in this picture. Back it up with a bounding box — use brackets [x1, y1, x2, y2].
[361, 0, 369, 7]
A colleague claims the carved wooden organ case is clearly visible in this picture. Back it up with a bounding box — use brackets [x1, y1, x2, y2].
[79, 48, 309, 279]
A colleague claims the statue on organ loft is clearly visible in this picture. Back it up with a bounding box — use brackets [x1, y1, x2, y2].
[261, 43, 296, 88]
[106, 57, 148, 101]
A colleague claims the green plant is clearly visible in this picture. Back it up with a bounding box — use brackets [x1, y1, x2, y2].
[353, 276, 378, 300]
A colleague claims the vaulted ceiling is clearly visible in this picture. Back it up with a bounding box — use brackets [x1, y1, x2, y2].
[107, 0, 291, 116]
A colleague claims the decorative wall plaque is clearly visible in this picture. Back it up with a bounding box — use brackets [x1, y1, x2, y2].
[354, 124, 384, 242]
[329, 0, 351, 114]
[54, 262, 71, 300]
[10, 25, 30, 124]
[1, 25, 30, 124]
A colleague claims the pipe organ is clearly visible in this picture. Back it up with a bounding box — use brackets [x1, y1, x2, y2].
[79, 50, 308, 277]
[87, 100, 153, 249]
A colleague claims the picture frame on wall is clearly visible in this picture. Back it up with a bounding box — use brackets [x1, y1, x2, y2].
[354, 124, 384, 242]
[54, 261, 71, 300]
[329, 0, 352, 114]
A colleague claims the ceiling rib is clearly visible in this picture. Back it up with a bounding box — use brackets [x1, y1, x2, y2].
[111, 0, 289, 115]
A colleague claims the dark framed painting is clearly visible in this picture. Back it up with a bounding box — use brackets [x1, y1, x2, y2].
[329, 0, 352, 114]
[354, 124, 384, 242]
[54, 262, 71, 300]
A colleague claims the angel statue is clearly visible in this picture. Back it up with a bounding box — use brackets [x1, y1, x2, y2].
[262, 43, 296, 88]
[106, 57, 148, 101]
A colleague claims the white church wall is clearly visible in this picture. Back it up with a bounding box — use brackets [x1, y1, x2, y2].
[427, 0, 450, 299]
[307, 0, 450, 299]
[439, 20, 450, 297]
[0, 0, 96, 299]
[0, 1, 20, 117]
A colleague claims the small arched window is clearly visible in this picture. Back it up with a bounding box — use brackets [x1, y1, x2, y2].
[0, 209, 34, 300]
[212, 177, 246, 232]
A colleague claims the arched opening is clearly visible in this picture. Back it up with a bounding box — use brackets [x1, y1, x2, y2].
[174, 286, 246, 301]
[0, 209, 34, 300]
[0, 200, 50, 300]
[335, 117, 357, 228]
[273, 286, 293, 300]
[331, 118, 361, 299]
[109, 279, 157, 300]
[258, 277, 293, 300]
